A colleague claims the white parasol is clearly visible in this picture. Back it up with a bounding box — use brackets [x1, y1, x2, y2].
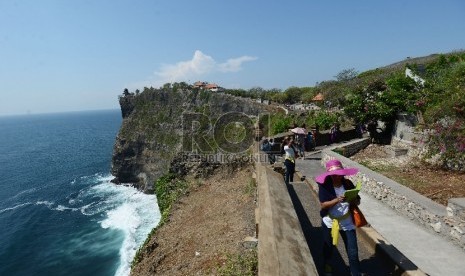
[290, 127, 307, 135]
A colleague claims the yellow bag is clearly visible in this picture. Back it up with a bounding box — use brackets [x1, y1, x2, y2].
[331, 219, 340, 245]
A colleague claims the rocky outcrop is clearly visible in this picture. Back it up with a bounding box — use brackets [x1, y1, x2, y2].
[119, 94, 136, 118]
[111, 88, 278, 193]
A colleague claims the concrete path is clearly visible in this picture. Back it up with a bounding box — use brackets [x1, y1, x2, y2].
[287, 182, 394, 275]
[295, 152, 465, 276]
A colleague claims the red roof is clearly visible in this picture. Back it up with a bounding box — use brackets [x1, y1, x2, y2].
[205, 83, 219, 89]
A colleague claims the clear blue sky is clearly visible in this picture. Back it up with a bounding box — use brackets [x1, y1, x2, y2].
[1, 0, 464, 116]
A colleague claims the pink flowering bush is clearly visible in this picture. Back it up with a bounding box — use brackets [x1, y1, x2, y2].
[427, 118, 465, 170]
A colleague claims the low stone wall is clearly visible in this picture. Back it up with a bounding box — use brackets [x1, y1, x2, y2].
[332, 138, 371, 157]
[320, 147, 465, 250]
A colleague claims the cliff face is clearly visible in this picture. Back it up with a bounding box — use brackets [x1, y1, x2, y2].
[111, 88, 277, 192]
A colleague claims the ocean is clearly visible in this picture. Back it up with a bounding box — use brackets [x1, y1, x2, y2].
[0, 110, 161, 276]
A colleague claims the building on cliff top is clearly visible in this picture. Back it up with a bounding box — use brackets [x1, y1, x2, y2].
[193, 81, 223, 92]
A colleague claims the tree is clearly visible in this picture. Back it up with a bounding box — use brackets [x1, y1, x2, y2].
[344, 74, 419, 125]
[123, 88, 130, 96]
[162, 83, 172, 90]
[270, 92, 288, 104]
[284, 86, 305, 104]
[335, 68, 359, 82]
[343, 79, 388, 124]
[248, 87, 265, 99]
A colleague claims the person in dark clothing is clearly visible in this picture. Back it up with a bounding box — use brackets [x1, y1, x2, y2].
[261, 138, 275, 164]
[367, 120, 377, 143]
[316, 159, 361, 276]
[283, 138, 296, 185]
[280, 136, 290, 155]
[268, 138, 276, 164]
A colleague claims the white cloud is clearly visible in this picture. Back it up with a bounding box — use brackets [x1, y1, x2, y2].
[131, 50, 257, 88]
[218, 56, 258, 72]
[155, 50, 216, 82]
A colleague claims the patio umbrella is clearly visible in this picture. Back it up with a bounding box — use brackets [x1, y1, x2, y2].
[290, 127, 307, 135]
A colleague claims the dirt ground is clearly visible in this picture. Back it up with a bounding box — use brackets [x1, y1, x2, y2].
[350, 144, 465, 206]
[130, 165, 257, 276]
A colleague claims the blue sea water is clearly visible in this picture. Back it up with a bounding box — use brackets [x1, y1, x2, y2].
[0, 110, 161, 276]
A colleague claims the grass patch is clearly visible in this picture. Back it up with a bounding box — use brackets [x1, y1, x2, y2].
[154, 173, 189, 226]
[359, 161, 427, 191]
[217, 250, 258, 276]
[244, 177, 257, 197]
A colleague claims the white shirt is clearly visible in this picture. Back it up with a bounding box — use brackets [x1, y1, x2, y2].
[322, 185, 356, 231]
[283, 145, 295, 160]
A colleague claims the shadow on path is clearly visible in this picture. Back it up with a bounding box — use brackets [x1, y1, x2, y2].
[287, 180, 396, 275]
[287, 183, 351, 275]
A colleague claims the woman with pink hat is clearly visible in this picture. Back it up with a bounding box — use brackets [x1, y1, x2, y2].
[316, 159, 361, 276]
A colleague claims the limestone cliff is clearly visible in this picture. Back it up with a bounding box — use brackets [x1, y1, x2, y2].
[111, 87, 277, 192]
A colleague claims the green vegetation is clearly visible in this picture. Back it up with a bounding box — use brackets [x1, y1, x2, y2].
[132, 173, 188, 267]
[344, 52, 465, 169]
[216, 250, 258, 276]
[154, 173, 189, 225]
[224, 86, 317, 105]
[260, 110, 345, 136]
[244, 177, 257, 196]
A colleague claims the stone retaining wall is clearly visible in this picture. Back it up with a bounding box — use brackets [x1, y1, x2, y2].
[320, 145, 465, 250]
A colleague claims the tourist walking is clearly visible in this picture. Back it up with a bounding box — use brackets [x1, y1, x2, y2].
[283, 138, 296, 185]
[330, 123, 340, 143]
[316, 159, 361, 276]
[311, 126, 319, 148]
[307, 131, 315, 151]
[261, 138, 275, 164]
[280, 136, 290, 155]
[296, 124, 307, 159]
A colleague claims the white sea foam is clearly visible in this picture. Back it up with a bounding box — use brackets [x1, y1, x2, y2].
[96, 174, 115, 183]
[0, 202, 32, 214]
[80, 201, 112, 216]
[11, 187, 37, 199]
[55, 205, 79, 212]
[87, 175, 161, 276]
[34, 200, 82, 212]
[36, 200, 54, 208]
[42, 173, 161, 275]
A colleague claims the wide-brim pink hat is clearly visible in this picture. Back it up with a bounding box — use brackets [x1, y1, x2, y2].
[315, 159, 359, 183]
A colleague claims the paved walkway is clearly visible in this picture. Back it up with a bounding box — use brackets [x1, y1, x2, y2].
[286, 178, 394, 275]
[295, 151, 465, 276]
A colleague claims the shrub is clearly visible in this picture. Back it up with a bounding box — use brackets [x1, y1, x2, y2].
[426, 118, 465, 171]
[154, 173, 188, 224]
[271, 115, 292, 134]
[313, 111, 339, 130]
